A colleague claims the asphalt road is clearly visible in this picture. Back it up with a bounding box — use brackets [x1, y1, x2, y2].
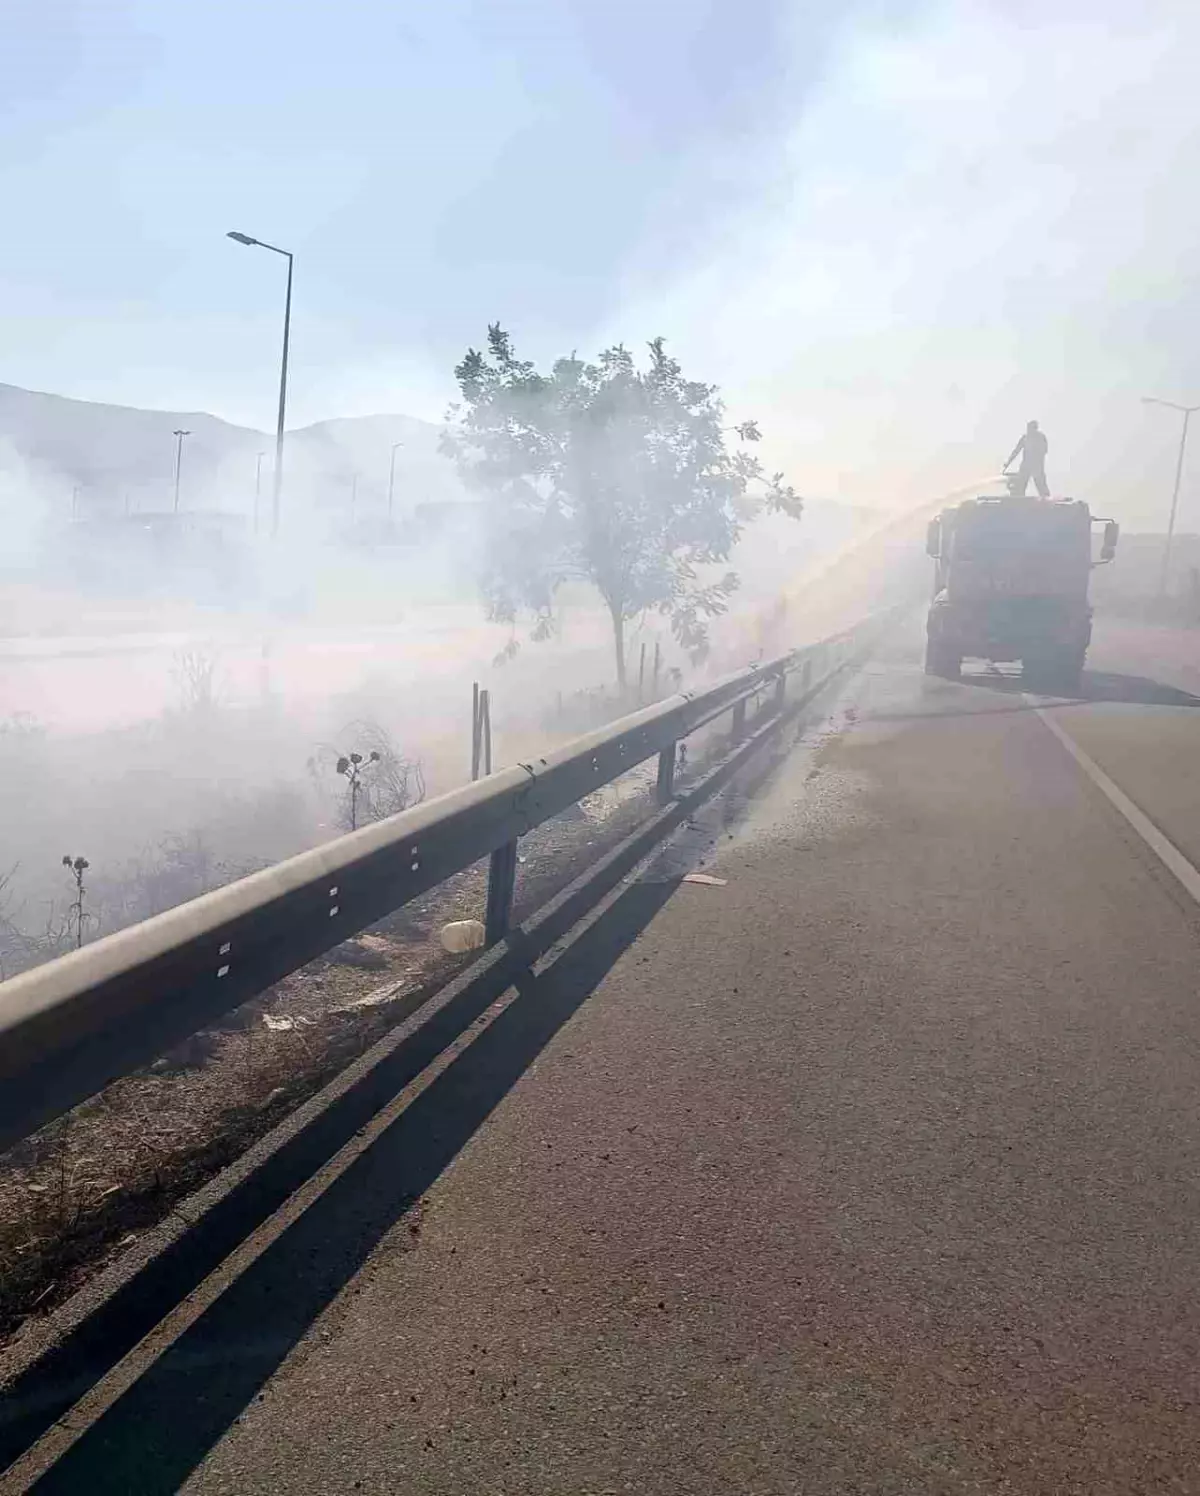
[32, 622, 1200, 1494]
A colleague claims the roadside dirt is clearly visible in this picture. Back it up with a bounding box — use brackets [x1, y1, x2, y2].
[0, 756, 683, 1352]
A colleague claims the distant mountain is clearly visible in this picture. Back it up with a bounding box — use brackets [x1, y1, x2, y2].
[0, 384, 468, 529]
[0, 383, 870, 557]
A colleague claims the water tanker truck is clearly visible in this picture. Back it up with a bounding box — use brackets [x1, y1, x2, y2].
[924, 484, 1119, 692]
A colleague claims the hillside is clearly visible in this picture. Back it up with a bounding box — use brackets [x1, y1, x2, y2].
[0, 384, 467, 529]
[0, 382, 874, 545]
[0, 382, 879, 640]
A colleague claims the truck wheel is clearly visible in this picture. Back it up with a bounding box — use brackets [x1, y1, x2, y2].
[925, 639, 961, 678]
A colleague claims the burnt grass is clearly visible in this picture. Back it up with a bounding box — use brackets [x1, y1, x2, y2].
[0, 759, 685, 1352]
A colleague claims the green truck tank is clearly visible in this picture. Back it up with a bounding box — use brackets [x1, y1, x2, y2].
[924, 490, 1119, 691]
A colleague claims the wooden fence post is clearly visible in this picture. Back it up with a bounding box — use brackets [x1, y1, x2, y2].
[481, 689, 493, 776]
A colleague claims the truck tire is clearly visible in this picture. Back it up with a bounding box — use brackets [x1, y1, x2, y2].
[925, 639, 961, 678]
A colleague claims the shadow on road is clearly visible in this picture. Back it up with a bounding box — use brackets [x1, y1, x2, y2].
[2, 684, 824, 1488]
[26, 878, 680, 1496]
[955, 667, 1200, 709]
[868, 667, 1200, 725]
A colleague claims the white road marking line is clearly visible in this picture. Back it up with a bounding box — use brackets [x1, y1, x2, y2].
[1031, 700, 1200, 906]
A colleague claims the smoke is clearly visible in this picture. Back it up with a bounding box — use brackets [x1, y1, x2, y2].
[0, 438, 56, 576]
[13, 0, 1195, 964]
[0, 376, 876, 968]
[603, 0, 1200, 530]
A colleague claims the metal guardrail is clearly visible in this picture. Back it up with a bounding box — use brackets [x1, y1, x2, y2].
[0, 619, 877, 1154]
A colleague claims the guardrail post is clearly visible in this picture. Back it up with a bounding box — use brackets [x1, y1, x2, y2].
[656, 743, 676, 805]
[774, 670, 786, 708]
[485, 839, 519, 944]
[731, 697, 747, 740]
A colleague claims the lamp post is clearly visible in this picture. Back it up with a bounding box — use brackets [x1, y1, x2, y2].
[254, 450, 266, 535]
[388, 441, 402, 526]
[172, 429, 191, 514]
[227, 231, 293, 539]
[1142, 396, 1200, 598]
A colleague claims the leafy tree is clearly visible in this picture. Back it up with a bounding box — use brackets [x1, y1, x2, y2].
[442, 326, 802, 687]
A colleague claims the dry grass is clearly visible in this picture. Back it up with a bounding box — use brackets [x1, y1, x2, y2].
[0, 764, 669, 1351]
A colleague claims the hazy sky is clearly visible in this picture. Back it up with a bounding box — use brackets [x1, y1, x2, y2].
[3, 0, 1199, 524]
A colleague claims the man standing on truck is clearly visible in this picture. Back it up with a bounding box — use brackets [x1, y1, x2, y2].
[1003, 420, 1050, 497]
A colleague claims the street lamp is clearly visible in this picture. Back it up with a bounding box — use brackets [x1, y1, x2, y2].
[172, 429, 191, 514]
[388, 441, 403, 526]
[227, 230, 293, 539]
[1142, 396, 1200, 598]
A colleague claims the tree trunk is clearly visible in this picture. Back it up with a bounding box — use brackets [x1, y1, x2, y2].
[609, 605, 627, 692]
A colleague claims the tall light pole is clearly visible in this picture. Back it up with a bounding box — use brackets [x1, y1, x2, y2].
[1142, 396, 1200, 598]
[227, 231, 293, 539]
[172, 429, 191, 514]
[254, 450, 266, 535]
[388, 441, 402, 526]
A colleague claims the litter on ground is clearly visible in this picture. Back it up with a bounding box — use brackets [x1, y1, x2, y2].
[439, 918, 487, 953]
